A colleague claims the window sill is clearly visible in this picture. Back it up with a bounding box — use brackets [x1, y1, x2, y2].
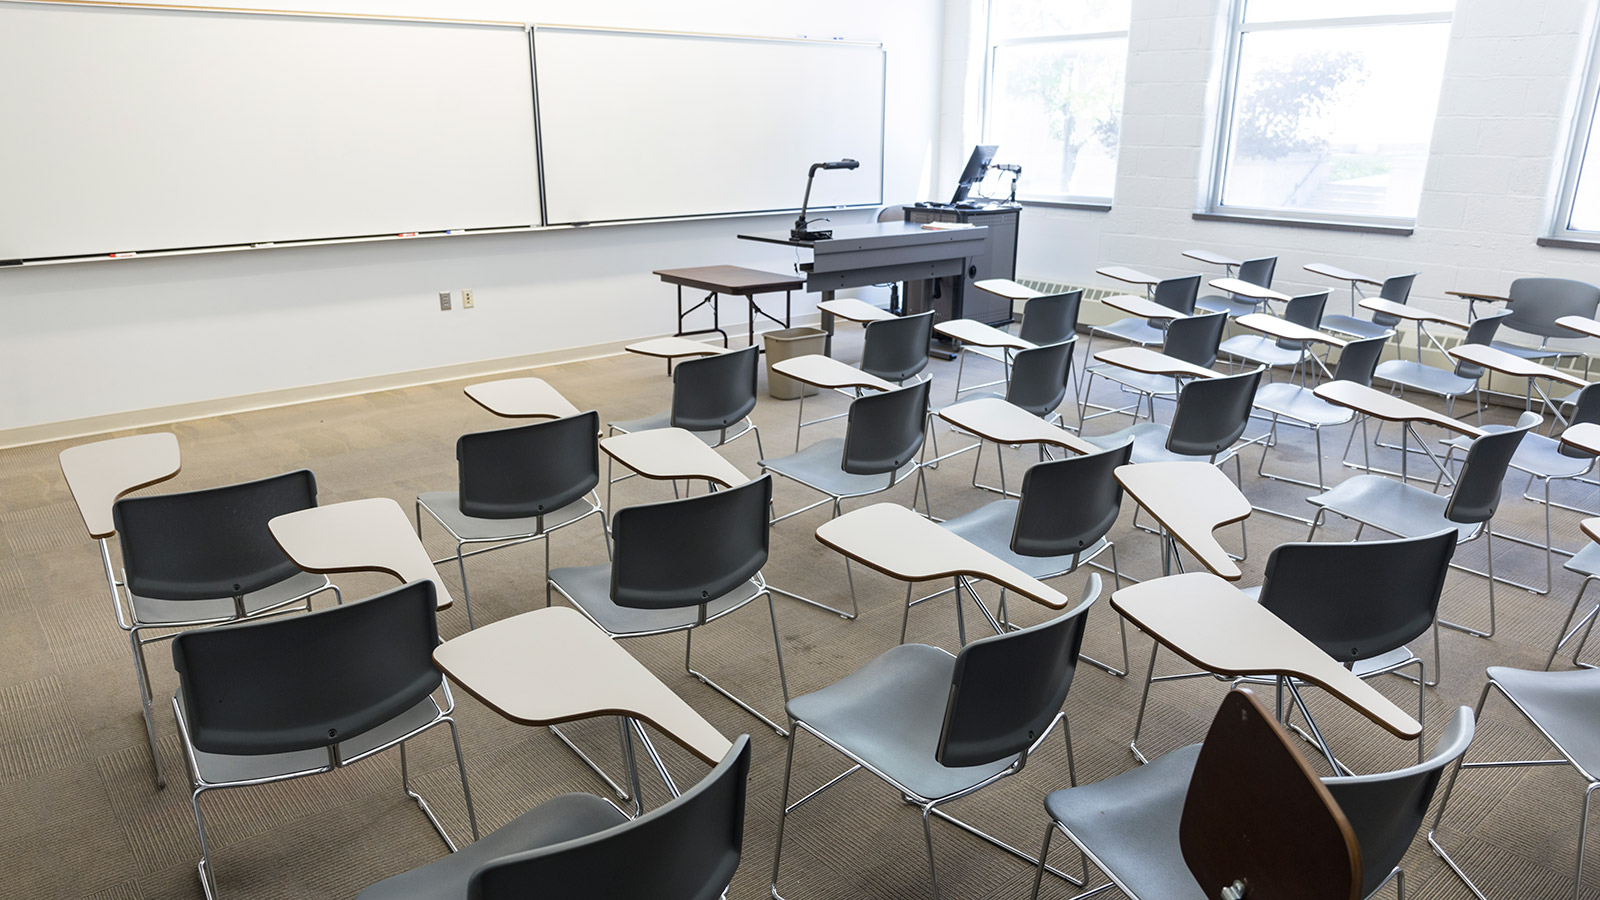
[1020, 198, 1113, 212]
[1192, 210, 1413, 236]
[1537, 235, 1600, 250]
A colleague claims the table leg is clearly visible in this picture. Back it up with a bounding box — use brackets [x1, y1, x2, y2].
[821, 290, 836, 357]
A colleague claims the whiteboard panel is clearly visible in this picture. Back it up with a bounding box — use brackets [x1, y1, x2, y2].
[0, 4, 541, 260]
[535, 28, 884, 225]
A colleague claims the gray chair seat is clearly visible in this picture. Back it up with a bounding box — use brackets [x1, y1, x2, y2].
[130, 569, 331, 626]
[759, 437, 916, 498]
[1044, 743, 1205, 900]
[1084, 363, 1182, 398]
[1567, 541, 1600, 577]
[787, 643, 1017, 800]
[1253, 382, 1353, 427]
[1196, 294, 1260, 318]
[1083, 422, 1238, 466]
[1320, 315, 1393, 340]
[1218, 334, 1304, 368]
[416, 490, 598, 541]
[355, 793, 628, 900]
[1307, 475, 1478, 542]
[610, 410, 752, 446]
[181, 691, 442, 786]
[1489, 340, 1566, 361]
[1373, 360, 1476, 396]
[939, 499, 1108, 579]
[1440, 430, 1593, 481]
[1486, 666, 1600, 776]
[549, 564, 763, 636]
[1092, 318, 1166, 347]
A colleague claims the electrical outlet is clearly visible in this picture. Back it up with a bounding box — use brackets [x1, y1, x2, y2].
[438, 291, 451, 311]
[462, 289, 474, 309]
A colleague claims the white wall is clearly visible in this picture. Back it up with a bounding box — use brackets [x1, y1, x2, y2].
[0, 0, 944, 436]
[951, 0, 1600, 330]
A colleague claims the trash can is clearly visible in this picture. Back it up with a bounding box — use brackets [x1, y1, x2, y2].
[764, 327, 828, 399]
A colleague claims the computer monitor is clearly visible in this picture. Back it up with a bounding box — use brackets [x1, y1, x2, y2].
[949, 144, 998, 203]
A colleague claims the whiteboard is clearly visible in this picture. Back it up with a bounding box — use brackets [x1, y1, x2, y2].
[534, 27, 884, 225]
[0, 4, 541, 260]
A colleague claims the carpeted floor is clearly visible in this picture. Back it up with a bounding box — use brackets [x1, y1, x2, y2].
[2, 327, 1596, 899]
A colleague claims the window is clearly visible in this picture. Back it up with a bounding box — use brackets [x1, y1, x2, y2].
[1550, 17, 1600, 243]
[982, 0, 1131, 205]
[1207, 1, 1454, 227]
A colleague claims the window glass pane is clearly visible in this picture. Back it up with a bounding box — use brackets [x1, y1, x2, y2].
[1244, 0, 1453, 24]
[988, 38, 1126, 200]
[990, 0, 1131, 40]
[1218, 23, 1450, 219]
[1568, 113, 1600, 231]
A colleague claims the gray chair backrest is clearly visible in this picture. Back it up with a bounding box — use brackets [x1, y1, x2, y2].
[1018, 290, 1083, 345]
[1331, 334, 1390, 387]
[1166, 367, 1264, 458]
[861, 310, 934, 383]
[172, 580, 441, 756]
[1153, 274, 1203, 317]
[1258, 530, 1457, 663]
[1012, 440, 1132, 558]
[471, 735, 752, 900]
[458, 411, 600, 520]
[1445, 412, 1540, 525]
[1369, 273, 1418, 328]
[1561, 382, 1600, 458]
[1004, 339, 1075, 417]
[1163, 311, 1229, 368]
[609, 475, 770, 611]
[1505, 277, 1600, 340]
[1323, 707, 1475, 899]
[1451, 311, 1511, 379]
[876, 204, 907, 224]
[114, 469, 317, 601]
[672, 346, 759, 433]
[1275, 291, 1331, 350]
[937, 581, 1098, 768]
[1238, 256, 1277, 288]
[842, 379, 931, 477]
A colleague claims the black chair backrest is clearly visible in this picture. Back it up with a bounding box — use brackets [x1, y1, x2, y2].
[1369, 273, 1418, 328]
[1153, 274, 1202, 318]
[1012, 440, 1132, 558]
[471, 735, 753, 900]
[1018, 290, 1083, 345]
[458, 411, 600, 520]
[1506, 277, 1600, 339]
[1323, 707, 1475, 898]
[115, 469, 318, 601]
[1331, 334, 1390, 386]
[172, 579, 441, 756]
[841, 379, 931, 476]
[861, 310, 934, 383]
[1449, 311, 1511, 382]
[610, 475, 771, 611]
[1166, 367, 1263, 458]
[1258, 530, 1456, 662]
[1561, 382, 1600, 458]
[671, 346, 759, 433]
[1445, 413, 1540, 524]
[1275, 291, 1330, 350]
[937, 582, 1098, 768]
[1238, 256, 1277, 288]
[1163, 311, 1229, 368]
[1004, 339, 1075, 416]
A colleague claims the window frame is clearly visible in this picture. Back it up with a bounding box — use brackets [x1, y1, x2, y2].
[979, 1, 1130, 207]
[1544, 13, 1600, 248]
[1203, 1, 1455, 230]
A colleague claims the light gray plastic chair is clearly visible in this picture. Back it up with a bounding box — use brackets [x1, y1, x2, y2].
[1082, 366, 1265, 473]
[1371, 311, 1507, 428]
[1307, 413, 1541, 640]
[771, 585, 1099, 900]
[927, 339, 1076, 487]
[1032, 706, 1475, 900]
[1218, 290, 1330, 374]
[1429, 667, 1600, 900]
[1549, 542, 1600, 670]
[1081, 311, 1228, 425]
[1196, 256, 1278, 318]
[1489, 277, 1600, 368]
[953, 290, 1083, 400]
[1084, 273, 1202, 352]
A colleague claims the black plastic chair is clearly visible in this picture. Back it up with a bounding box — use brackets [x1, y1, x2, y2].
[1084, 366, 1264, 471]
[1255, 333, 1391, 501]
[1086, 274, 1203, 353]
[357, 735, 753, 900]
[548, 475, 789, 735]
[921, 439, 1134, 675]
[861, 309, 935, 384]
[171, 580, 475, 900]
[112, 468, 340, 789]
[417, 411, 607, 629]
[1219, 290, 1331, 374]
[1196, 255, 1279, 318]
[954, 290, 1085, 400]
[928, 339, 1077, 482]
[772, 586, 1099, 900]
[1082, 311, 1227, 425]
[1322, 272, 1419, 340]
